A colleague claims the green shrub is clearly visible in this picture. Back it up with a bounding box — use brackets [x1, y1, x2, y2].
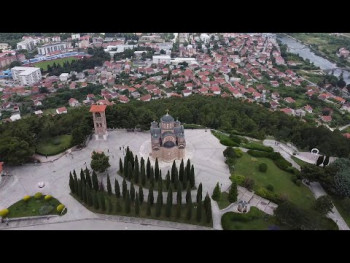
[234, 148, 243, 158]
[229, 134, 242, 144]
[243, 177, 255, 191]
[256, 187, 283, 204]
[220, 138, 239, 147]
[242, 143, 273, 152]
[57, 204, 65, 213]
[230, 174, 245, 185]
[34, 192, 43, 199]
[52, 137, 61, 145]
[266, 184, 274, 192]
[295, 179, 302, 186]
[44, 195, 52, 201]
[259, 163, 268, 173]
[39, 205, 54, 215]
[0, 209, 9, 217]
[223, 147, 236, 158]
[273, 158, 292, 171]
[23, 195, 31, 202]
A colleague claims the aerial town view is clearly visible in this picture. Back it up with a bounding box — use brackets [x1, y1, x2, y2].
[1, 32, 350, 230]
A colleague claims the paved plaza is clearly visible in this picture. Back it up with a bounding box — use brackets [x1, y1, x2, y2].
[0, 129, 231, 230]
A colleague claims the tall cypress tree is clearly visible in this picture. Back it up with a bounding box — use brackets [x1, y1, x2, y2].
[166, 185, 173, 217]
[174, 167, 179, 190]
[146, 198, 151, 216]
[155, 191, 162, 217]
[323, 156, 330, 167]
[92, 171, 99, 191]
[158, 182, 163, 205]
[228, 181, 238, 203]
[176, 203, 181, 219]
[87, 186, 93, 207]
[123, 156, 128, 177]
[135, 192, 140, 216]
[107, 174, 112, 195]
[171, 160, 176, 183]
[114, 178, 120, 198]
[141, 157, 146, 186]
[124, 190, 131, 214]
[212, 182, 221, 201]
[73, 170, 78, 182]
[150, 167, 155, 187]
[190, 165, 195, 188]
[82, 184, 87, 203]
[74, 176, 78, 195]
[316, 155, 324, 166]
[159, 170, 162, 183]
[130, 151, 134, 169]
[196, 183, 203, 203]
[186, 182, 192, 205]
[166, 171, 171, 190]
[107, 197, 113, 213]
[99, 180, 105, 192]
[139, 186, 144, 203]
[93, 191, 99, 210]
[100, 193, 106, 211]
[122, 178, 127, 198]
[85, 168, 92, 189]
[148, 185, 154, 205]
[134, 157, 140, 184]
[130, 182, 136, 202]
[80, 168, 85, 186]
[179, 159, 185, 183]
[146, 157, 151, 179]
[177, 182, 182, 206]
[155, 158, 159, 182]
[204, 193, 212, 223]
[119, 157, 123, 175]
[78, 179, 82, 199]
[185, 159, 191, 185]
[69, 172, 74, 193]
[127, 162, 133, 181]
[196, 200, 202, 222]
[186, 198, 192, 220]
[116, 199, 122, 213]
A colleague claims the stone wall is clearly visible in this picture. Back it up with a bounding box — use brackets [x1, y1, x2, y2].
[151, 147, 185, 162]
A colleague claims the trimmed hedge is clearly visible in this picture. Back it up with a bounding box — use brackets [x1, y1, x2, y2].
[247, 150, 293, 173]
[259, 163, 268, 173]
[57, 204, 65, 213]
[23, 195, 31, 202]
[255, 187, 284, 204]
[242, 143, 273, 152]
[0, 209, 9, 217]
[34, 192, 43, 199]
[220, 138, 240, 147]
[230, 174, 245, 185]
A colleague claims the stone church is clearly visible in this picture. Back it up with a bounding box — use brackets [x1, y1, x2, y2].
[150, 112, 186, 162]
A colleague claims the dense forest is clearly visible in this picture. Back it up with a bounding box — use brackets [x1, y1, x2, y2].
[0, 96, 349, 165]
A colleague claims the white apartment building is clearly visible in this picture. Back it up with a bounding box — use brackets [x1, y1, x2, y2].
[17, 39, 36, 51]
[72, 34, 80, 40]
[59, 73, 69, 82]
[152, 55, 171, 64]
[11, 67, 42, 86]
[38, 42, 68, 55]
[0, 43, 10, 50]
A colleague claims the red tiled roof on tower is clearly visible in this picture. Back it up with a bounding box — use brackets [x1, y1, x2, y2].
[90, 105, 107, 112]
[0, 162, 4, 174]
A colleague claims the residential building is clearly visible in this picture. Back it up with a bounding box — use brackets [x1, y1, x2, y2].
[59, 73, 69, 82]
[17, 38, 36, 51]
[320, 115, 332, 123]
[56, 107, 68, 114]
[0, 43, 9, 50]
[152, 55, 171, 65]
[37, 42, 67, 55]
[68, 98, 79, 107]
[0, 55, 17, 69]
[11, 67, 42, 86]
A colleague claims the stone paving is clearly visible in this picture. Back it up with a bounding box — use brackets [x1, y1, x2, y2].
[0, 129, 231, 230]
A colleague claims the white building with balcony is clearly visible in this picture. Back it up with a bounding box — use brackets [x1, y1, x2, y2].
[11, 66, 42, 86]
[38, 42, 68, 55]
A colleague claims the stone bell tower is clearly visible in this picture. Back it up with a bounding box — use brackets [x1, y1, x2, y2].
[90, 104, 108, 140]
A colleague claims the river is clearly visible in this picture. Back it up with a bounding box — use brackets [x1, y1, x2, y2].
[277, 34, 350, 84]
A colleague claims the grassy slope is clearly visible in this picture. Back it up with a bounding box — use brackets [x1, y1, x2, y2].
[36, 134, 72, 156]
[234, 153, 315, 209]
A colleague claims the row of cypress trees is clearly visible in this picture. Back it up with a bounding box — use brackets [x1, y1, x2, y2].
[69, 168, 212, 223]
[119, 147, 195, 191]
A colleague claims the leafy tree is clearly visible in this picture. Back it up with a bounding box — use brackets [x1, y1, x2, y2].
[122, 178, 127, 198]
[196, 200, 202, 222]
[314, 196, 334, 215]
[90, 151, 110, 173]
[197, 183, 203, 203]
[139, 186, 144, 203]
[135, 192, 140, 215]
[115, 178, 120, 198]
[0, 137, 34, 165]
[166, 186, 173, 217]
[106, 174, 112, 195]
[228, 181, 238, 203]
[223, 146, 236, 158]
[130, 182, 136, 202]
[155, 158, 159, 181]
[148, 185, 154, 205]
[190, 165, 195, 188]
[119, 157, 123, 174]
[275, 201, 311, 230]
[212, 182, 221, 201]
[316, 155, 324, 166]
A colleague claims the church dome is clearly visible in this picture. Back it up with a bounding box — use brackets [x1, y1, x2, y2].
[161, 113, 174, 123]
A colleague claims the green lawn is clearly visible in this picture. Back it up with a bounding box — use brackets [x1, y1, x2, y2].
[72, 192, 212, 228]
[34, 57, 76, 71]
[36, 134, 72, 156]
[43, 108, 57, 115]
[291, 156, 314, 168]
[217, 192, 231, 210]
[234, 153, 315, 209]
[7, 195, 63, 218]
[330, 196, 350, 227]
[221, 207, 283, 230]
